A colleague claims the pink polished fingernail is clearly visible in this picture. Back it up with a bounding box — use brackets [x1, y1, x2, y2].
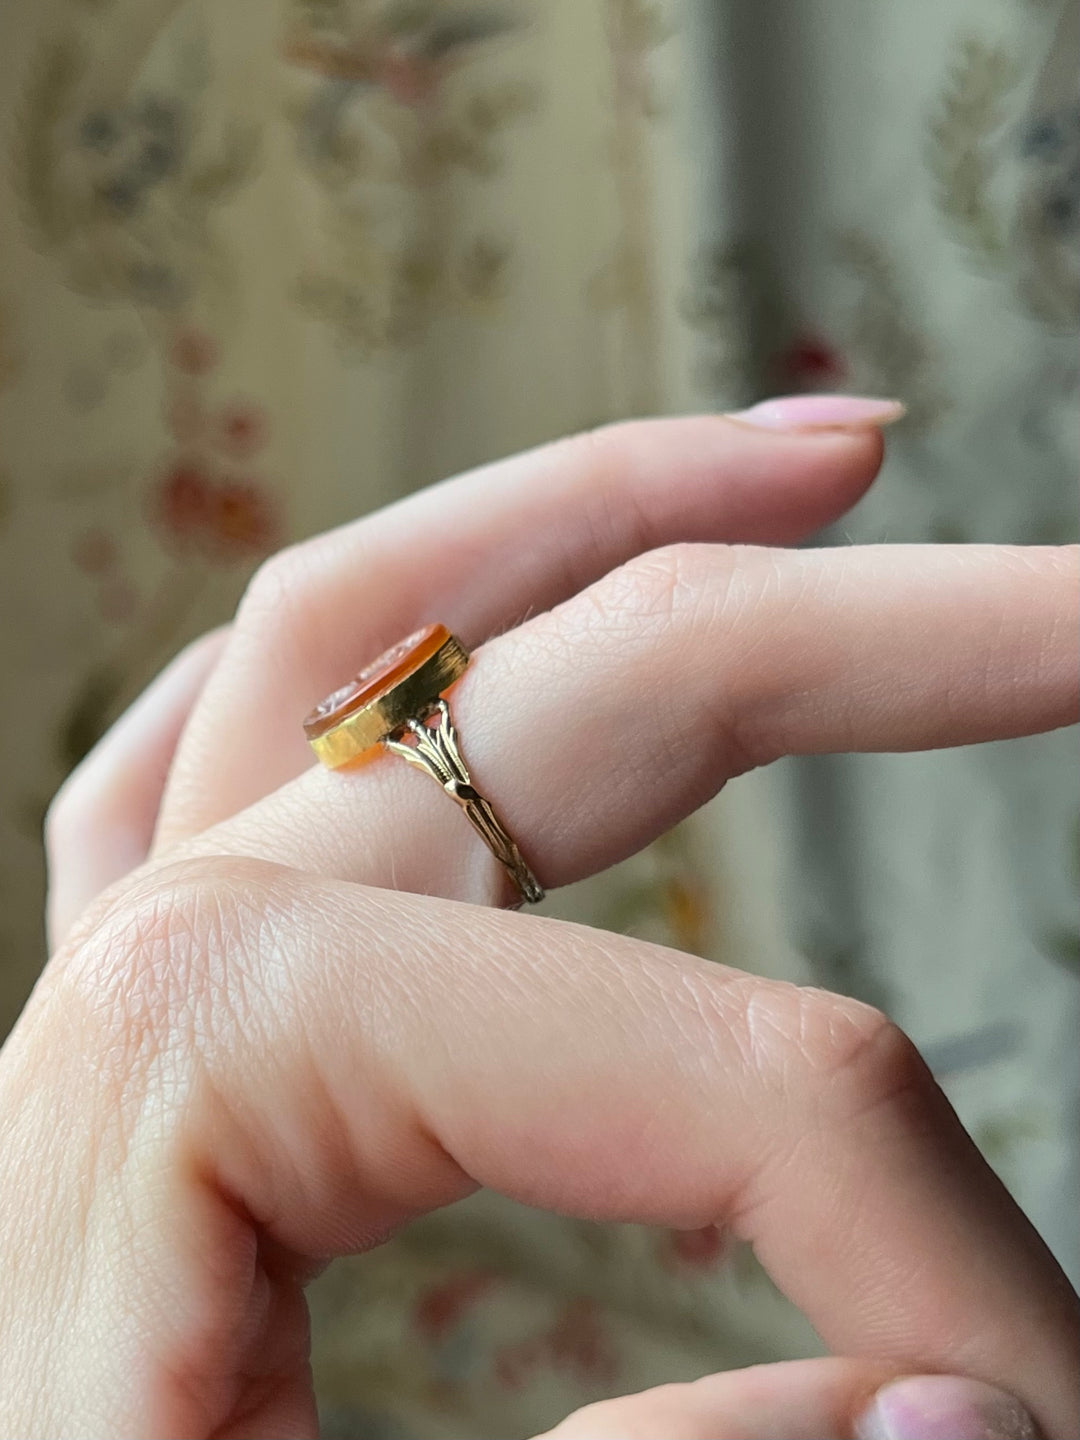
[855, 1376, 1039, 1440]
[730, 393, 906, 431]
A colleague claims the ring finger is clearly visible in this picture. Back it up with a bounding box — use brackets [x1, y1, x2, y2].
[175, 541, 1079, 904]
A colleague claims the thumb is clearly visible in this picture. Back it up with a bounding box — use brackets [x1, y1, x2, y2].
[535, 1362, 1041, 1440]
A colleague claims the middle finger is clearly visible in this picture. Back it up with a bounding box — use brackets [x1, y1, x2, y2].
[155, 415, 885, 845]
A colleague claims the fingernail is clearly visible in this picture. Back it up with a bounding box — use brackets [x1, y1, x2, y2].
[730, 393, 906, 431]
[855, 1376, 1039, 1440]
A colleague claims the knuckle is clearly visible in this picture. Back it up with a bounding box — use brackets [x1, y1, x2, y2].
[234, 541, 311, 636]
[592, 539, 785, 638]
[578, 541, 787, 776]
[837, 1009, 935, 1122]
[600, 542, 725, 629]
[59, 860, 266, 1086]
[555, 418, 638, 492]
[554, 423, 659, 579]
[708, 978, 943, 1225]
[550, 421, 618, 485]
[772, 984, 933, 1123]
[626, 542, 718, 617]
[20, 862, 267, 1187]
[67, 876, 212, 1074]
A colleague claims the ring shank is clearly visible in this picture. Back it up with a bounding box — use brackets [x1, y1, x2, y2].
[384, 702, 545, 908]
[305, 630, 543, 905]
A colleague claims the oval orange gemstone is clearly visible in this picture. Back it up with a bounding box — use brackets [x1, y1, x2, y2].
[303, 623, 452, 741]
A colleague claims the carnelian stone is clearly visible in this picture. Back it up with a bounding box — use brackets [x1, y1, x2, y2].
[303, 623, 451, 741]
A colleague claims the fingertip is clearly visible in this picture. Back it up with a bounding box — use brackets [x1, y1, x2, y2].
[700, 412, 887, 542]
[854, 1376, 1041, 1440]
[542, 1364, 1043, 1440]
[581, 412, 887, 544]
[536, 1358, 897, 1440]
[779, 420, 886, 533]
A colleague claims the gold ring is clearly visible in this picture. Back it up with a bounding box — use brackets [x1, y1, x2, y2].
[304, 624, 544, 906]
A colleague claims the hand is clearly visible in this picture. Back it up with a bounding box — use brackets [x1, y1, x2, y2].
[5, 407, 1077, 1438]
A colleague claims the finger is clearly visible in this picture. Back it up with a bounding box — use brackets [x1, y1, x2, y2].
[44, 629, 227, 948]
[182, 544, 1079, 902]
[155, 416, 886, 845]
[537, 1360, 893, 1440]
[536, 1364, 1040, 1440]
[537, 1359, 893, 1440]
[67, 864, 1077, 1438]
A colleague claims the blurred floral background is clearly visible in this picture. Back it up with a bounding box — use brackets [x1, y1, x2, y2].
[0, 1, 1077, 1435]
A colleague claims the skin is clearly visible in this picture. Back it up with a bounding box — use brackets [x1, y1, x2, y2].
[2, 415, 1077, 1438]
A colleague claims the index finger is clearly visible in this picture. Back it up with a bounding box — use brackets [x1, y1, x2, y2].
[63, 861, 1078, 1439]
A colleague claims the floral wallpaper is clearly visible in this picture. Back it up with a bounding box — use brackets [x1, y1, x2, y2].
[0, 1, 1076, 1436]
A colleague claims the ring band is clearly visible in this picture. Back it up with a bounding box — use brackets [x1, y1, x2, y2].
[303, 624, 544, 906]
[384, 700, 544, 906]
